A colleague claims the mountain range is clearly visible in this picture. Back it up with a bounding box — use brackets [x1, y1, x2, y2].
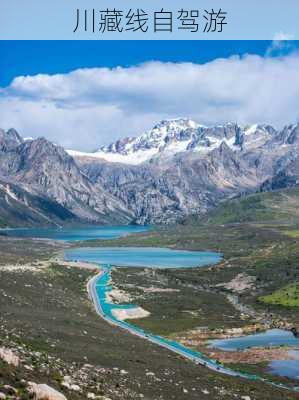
[0, 119, 299, 227]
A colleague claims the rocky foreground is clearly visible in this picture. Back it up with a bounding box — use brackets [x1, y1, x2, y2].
[0, 342, 118, 399]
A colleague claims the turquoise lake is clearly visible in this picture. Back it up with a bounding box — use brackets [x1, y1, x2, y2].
[208, 329, 299, 351]
[209, 329, 299, 380]
[4, 225, 298, 386]
[65, 247, 222, 269]
[268, 351, 299, 380]
[0, 225, 150, 241]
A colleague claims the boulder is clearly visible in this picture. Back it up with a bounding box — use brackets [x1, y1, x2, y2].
[28, 382, 67, 400]
[0, 347, 20, 367]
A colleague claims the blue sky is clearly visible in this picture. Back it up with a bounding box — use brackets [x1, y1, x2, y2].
[0, 40, 299, 150]
[0, 41, 283, 86]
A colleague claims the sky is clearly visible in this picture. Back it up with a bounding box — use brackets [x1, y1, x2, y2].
[1, 0, 299, 40]
[0, 40, 299, 151]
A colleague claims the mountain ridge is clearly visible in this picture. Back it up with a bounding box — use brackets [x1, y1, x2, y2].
[1, 119, 299, 226]
[67, 119, 284, 165]
[0, 130, 134, 227]
[71, 119, 299, 223]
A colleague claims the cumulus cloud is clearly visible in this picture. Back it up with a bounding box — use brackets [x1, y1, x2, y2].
[273, 32, 294, 41]
[266, 33, 296, 57]
[1, 52, 299, 150]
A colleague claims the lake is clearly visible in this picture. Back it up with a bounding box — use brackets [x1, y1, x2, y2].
[0, 225, 150, 241]
[269, 352, 299, 380]
[65, 246, 222, 269]
[3, 224, 298, 387]
[208, 329, 299, 351]
[209, 329, 299, 381]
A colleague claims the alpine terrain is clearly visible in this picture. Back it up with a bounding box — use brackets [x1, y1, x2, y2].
[1, 119, 299, 226]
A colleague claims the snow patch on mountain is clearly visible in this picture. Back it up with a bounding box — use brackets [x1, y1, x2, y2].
[0, 183, 19, 202]
[68, 147, 159, 165]
[68, 119, 277, 165]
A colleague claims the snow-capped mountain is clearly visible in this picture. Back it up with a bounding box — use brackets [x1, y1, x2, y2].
[68, 119, 277, 165]
[71, 119, 299, 223]
[1, 119, 299, 226]
[68, 119, 200, 164]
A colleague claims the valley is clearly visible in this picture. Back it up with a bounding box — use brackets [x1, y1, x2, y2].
[2, 36, 299, 400]
[1, 187, 299, 398]
[1, 120, 299, 398]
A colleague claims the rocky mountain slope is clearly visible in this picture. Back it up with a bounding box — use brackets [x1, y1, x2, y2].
[0, 128, 133, 227]
[71, 119, 299, 224]
[1, 119, 299, 226]
[0, 179, 76, 227]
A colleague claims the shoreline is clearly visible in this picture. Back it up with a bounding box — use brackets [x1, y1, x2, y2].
[53, 257, 100, 271]
[1, 235, 297, 394]
[84, 266, 299, 393]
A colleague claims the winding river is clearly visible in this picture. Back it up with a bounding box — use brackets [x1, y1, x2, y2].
[5, 225, 299, 392]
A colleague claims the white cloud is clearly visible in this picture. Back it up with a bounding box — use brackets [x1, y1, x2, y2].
[1, 53, 299, 150]
[273, 32, 294, 41]
[266, 34, 295, 57]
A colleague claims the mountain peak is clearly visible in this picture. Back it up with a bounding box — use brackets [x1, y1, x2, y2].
[68, 120, 281, 165]
[72, 118, 203, 165]
[1, 121, 299, 226]
[152, 118, 200, 131]
[19, 137, 74, 167]
[6, 128, 22, 141]
[100, 118, 200, 155]
[0, 128, 23, 151]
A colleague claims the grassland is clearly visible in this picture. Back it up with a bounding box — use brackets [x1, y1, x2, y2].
[284, 230, 299, 238]
[2, 238, 296, 399]
[112, 267, 251, 336]
[94, 187, 299, 331]
[103, 188, 299, 392]
[260, 283, 299, 307]
[2, 187, 299, 398]
[200, 187, 299, 225]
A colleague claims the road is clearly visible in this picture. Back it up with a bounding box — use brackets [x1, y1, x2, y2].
[87, 265, 298, 393]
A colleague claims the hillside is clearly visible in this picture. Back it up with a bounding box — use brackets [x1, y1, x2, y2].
[0, 180, 76, 228]
[1, 120, 299, 226]
[200, 187, 299, 225]
[73, 119, 299, 224]
[0, 129, 133, 227]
